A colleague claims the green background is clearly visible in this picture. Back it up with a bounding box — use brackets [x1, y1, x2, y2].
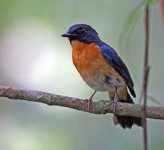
[0, 0, 164, 150]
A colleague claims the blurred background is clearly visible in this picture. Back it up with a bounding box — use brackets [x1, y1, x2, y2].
[0, 0, 164, 150]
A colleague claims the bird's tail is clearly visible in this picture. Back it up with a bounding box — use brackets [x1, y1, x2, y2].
[113, 93, 143, 129]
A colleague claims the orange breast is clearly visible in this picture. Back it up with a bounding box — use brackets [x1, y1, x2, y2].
[71, 40, 118, 77]
[71, 40, 126, 97]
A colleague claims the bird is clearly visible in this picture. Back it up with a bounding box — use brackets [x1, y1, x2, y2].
[61, 24, 142, 129]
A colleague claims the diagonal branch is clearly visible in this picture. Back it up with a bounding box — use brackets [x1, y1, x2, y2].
[0, 85, 164, 119]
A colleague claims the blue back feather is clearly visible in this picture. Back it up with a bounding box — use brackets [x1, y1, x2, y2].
[99, 42, 136, 97]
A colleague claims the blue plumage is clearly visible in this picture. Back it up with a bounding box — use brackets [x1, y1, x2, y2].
[62, 24, 142, 128]
[99, 42, 136, 97]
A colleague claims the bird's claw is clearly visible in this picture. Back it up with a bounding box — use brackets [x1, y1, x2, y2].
[113, 97, 118, 112]
[88, 99, 92, 112]
[87, 90, 96, 112]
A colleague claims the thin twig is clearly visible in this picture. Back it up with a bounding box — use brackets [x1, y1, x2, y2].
[142, 4, 150, 150]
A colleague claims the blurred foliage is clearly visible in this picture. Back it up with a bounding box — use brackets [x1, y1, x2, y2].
[0, 0, 164, 150]
[119, 0, 158, 49]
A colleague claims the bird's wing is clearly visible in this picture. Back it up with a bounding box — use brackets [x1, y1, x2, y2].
[100, 43, 136, 97]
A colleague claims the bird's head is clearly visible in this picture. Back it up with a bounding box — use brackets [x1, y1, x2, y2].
[62, 24, 100, 43]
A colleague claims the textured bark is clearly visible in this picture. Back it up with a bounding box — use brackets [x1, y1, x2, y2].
[0, 85, 163, 119]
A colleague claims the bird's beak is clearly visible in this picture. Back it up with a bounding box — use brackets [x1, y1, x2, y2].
[61, 33, 77, 38]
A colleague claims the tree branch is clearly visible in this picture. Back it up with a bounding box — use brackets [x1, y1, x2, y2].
[0, 85, 164, 119]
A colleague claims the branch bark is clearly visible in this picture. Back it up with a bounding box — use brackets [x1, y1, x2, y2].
[0, 85, 164, 119]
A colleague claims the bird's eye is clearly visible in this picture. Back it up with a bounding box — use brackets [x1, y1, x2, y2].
[79, 28, 86, 34]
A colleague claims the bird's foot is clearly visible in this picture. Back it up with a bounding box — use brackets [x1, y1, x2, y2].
[108, 92, 118, 112]
[108, 98, 118, 112]
[88, 98, 92, 112]
[87, 91, 96, 112]
[113, 96, 118, 112]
